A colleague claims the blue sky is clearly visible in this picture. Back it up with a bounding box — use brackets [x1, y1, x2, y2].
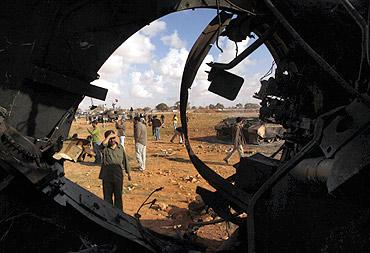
[80, 9, 274, 110]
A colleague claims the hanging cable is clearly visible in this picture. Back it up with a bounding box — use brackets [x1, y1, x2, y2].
[260, 60, 275, 81]
[215, 0, 224, 53]
[224, 0, 257, 16]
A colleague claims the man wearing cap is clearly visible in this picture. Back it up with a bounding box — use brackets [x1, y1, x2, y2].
[99, 130, 131, 211]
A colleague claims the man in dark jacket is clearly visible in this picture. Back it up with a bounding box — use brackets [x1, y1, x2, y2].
[99, 130, 131, 210]
[151, 115, 162, 141]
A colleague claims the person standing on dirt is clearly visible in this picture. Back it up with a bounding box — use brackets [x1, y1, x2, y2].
[99, 130, 131, 211]
[147, 114, 153, 126]
[170, 126, 184, 144]
[152, 115, 162, 141]
[87, 121, 102, 164]
[160, 114, 165, 126]
[224, 117, 246, 164]
[172, 114, 178, 130]
[150, 116, 155, 136]
[129, 107, 134, 120]
[134, 117, 147, 171]
[115, 117, 126, 148]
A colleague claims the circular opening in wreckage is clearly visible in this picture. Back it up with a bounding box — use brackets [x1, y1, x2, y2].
[64, 8, 276, 244]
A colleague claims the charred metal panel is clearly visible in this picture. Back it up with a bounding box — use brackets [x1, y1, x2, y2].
[235, 154, 279, 193]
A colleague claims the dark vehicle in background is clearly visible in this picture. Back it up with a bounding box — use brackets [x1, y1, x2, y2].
[215, 117, 285, 144]
[89, 109, 119, 123]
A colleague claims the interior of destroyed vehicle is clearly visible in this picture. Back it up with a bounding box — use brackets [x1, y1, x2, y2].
[0, 0, 370, 252]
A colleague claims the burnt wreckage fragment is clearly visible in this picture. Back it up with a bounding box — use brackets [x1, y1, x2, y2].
[0, 0, 370, 252]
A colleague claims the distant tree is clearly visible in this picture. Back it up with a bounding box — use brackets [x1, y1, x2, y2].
[191, 106, 197, 110]
[215, 103, 225, 109]
[143, 107, 151, 112]
[236, 103, 243, 109]
[209, 104, 215, 109]
[156, 103, 169, 111]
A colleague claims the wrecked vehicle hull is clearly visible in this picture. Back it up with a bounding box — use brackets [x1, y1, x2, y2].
[215, 117, 285, 144]
[179, 0, 370, 252]
[1, 0, 370, 252]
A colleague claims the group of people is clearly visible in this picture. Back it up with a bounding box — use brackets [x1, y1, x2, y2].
[86, 114, 182, 211]
[87, 118, 131, 211]
[149, 114, 179, 141]
[85, 114, 245, 212]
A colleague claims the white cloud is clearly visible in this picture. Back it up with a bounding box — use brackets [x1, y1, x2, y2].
[161, 30, 186, 49]
[141, 20, 167, 37]
[239, 73, 262, 102]
[131, 84, 153, 98]
[98, 55, 125, 80]
[96, 31, 157, 82]
[79, 23, 270, 110]
[130, 72, 153, 98]
[114, 33, 155, 64]
[156, 48, 189, 80]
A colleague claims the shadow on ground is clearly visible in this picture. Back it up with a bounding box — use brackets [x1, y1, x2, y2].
[78, 161, 100, 167]
[165, 157, 227, 166]
[191, 136, 231, 144]
[140, 205, 224, 252]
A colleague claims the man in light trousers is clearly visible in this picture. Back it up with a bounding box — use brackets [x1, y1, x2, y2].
[224, 117, 246, 164]
[134, 117, 147, 171]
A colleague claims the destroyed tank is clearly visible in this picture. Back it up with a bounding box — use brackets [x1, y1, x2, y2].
[89, 108, 119, 123]
[215, 117, 284, 144]
[1, 1, 370, 253]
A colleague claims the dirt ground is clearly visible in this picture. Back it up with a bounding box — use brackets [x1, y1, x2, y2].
[65, 110, 282, 252]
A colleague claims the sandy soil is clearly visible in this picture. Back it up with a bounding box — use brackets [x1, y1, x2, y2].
[65, 111, 282, 252]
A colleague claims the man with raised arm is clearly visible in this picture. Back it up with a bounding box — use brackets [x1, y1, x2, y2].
[99, 130, 131, 211]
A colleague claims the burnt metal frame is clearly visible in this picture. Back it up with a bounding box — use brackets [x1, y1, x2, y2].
[208, 23, 277, 70]
[263, 0, 370, 105]
[179, 1, 370, 252]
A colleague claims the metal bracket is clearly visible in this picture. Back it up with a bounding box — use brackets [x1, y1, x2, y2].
[30, 66, 108, 100]
[208, 23, 276, 70]
[320, 101, 370, 158]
